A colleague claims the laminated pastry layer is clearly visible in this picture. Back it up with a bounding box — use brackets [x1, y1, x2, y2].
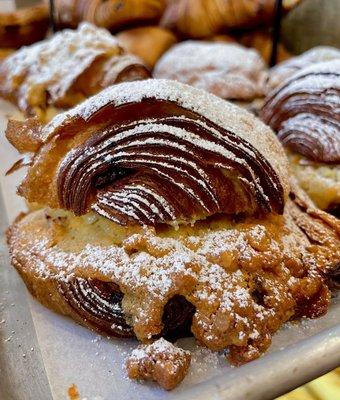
[7, 185, 340, 365]
[7, 79, 289, 225]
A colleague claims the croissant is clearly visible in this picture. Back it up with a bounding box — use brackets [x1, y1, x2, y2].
[0, 23, 150, 121]
[268, 46, 340, 89]
[161, 0, 301, 38]
[117, 26, 177, 69]
[262, 59, 340, 211]
[0, 4, 49, 48]
[154, 41, 268, 101]
[53, 0, 166, 31]
[6, 80, 340, 389]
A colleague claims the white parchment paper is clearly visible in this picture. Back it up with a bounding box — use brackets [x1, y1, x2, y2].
[1, 99, 339, 400]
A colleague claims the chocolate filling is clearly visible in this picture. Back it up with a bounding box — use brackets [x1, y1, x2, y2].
[58, 277, 196, 339]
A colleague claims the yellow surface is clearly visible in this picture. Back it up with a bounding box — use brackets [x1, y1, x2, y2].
[277, 368, 340, 400]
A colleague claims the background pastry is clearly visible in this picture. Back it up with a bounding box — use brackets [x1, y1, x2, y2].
[117, 26, 177, 69]
[160, 0, 301, 38]
[153, 41, 268, 102]
[6, 80, 339, 389]
[262, 59, 340, 212]
[0, 22, 150, 122]
[52, 0, 166, 31]
[268, 46, 340, 89]
[0, 3, 49, 49]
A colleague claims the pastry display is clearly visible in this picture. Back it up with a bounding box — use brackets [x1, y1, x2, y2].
[6, 79, 340, 389]
[0, 23, 150, 121]
[154, 41, 268, 101]
[53, 0, 166, 31]
[268, 46, 340, 89]
[161, 0, 301, 38]
[117, 26, 177, 69]
[262, 60, 340, 212]
[0, 4, 49, 49]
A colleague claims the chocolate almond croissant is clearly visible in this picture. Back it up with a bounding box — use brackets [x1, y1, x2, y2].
[0, 22, 150, 121]
[6, 80, 340, 388]
[262, 59, 340, 211]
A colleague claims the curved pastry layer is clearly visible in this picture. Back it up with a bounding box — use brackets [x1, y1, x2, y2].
[0, 23, 150, 120]
[0, 4, 49, 48]
[160, 0, 300, 38]
[262, 60, 340, 163]
[268, 46, 340, 90]
[7, 185, 339, 365]
[154, 41, 268, 101]
[53, 0, 166, 31]
[8, 79, 289, 225]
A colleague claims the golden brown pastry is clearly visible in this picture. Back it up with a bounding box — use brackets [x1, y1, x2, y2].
[153, 41, 268, 101]
[117, 26, 177, 69]
[161, 0, 301, 39]
[261, 59, 340, 212]
[126, 339, 191, 390]
[239, 30, 292, 65]
[0, 4, 49, 49]
[0, 22, 150, 121]
[53, 0, 166, 31]
[6, 79, 339, 389]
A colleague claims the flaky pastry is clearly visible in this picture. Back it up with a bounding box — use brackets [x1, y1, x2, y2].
[0, 22, 150, 121]
[6, 79, 339, 389]
[262, 59, 340, 212]
[117, 26, 177, 69]
[154, 41, 268, 101]
[52, 0, 166, 31]
[0, 3, 49, 49]
[161, 0, 301, 38]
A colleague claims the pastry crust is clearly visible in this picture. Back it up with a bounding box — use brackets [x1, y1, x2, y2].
[0, 23, 150, 121]
[0, 4, 49, 48]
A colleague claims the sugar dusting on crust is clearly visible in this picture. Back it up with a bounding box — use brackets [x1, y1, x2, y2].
[42, 79, 289, 200]
[126, 338, 191, 390]
[0, 23, 121, 108]
[153, 41, 268, 100]
[8, 196, 339, 364]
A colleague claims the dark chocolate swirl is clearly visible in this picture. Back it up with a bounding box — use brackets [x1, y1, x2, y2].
[262, 60, 340, 163]
[58, 277, 195, 339]
[57, 97, 285, 226]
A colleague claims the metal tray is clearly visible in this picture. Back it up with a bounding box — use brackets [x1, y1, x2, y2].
[0, 99, 339, 400]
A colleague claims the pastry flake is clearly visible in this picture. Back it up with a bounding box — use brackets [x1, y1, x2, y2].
[126, 338, 191, 390]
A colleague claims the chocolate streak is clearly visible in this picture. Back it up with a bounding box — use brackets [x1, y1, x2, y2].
[57, 99, 284, 226]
